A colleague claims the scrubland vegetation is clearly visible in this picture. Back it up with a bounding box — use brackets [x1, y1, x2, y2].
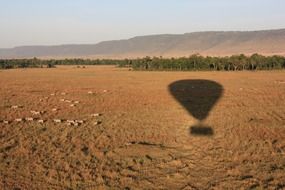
[1, 54, 285, 71]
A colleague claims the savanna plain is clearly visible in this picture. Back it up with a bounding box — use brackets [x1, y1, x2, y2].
[0, 66, 285, 189]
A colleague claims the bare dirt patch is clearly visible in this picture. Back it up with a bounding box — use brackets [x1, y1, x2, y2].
[0, 66, 285, 189]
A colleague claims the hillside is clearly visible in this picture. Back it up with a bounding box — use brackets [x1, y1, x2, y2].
[1, 29, 285, 59]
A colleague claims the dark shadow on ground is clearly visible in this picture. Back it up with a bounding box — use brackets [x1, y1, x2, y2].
[190, 125, 214, 136]
[168, 80, 224, 136]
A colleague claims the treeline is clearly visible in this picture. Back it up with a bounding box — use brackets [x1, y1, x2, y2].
[124, 54, 285, 71]
[0, 58, 122, 69]
[54, 59, 125, 65]
[1, 54, 285, 71]
[0, 58, 55, 69]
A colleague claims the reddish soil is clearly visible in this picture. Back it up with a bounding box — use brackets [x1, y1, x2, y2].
[0, 66, 285, 189]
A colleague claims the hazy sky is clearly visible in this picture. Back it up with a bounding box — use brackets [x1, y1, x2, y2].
[1, 0, 285, 48]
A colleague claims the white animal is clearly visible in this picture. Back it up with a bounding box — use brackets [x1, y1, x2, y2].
[75, 120, 84, 124]
[15, 118, 23, 122]
[66, 120, 75, 125]
[11, 105, 22, 109]
[38, 120, 46, 124]
[53, 119, 62, 123]
[3, 120, 10, 124]
[52, 108, 58, 112]
[91, 113, 101, 117]
[30, 110, 42, 115]
[25, 117, 34, 121]
[93, 121, 101, 125]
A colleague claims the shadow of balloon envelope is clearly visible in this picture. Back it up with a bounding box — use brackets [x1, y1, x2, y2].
[169, 80, 224, 136]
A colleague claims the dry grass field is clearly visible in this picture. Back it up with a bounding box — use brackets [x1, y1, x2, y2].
[0, 66, 285, 189]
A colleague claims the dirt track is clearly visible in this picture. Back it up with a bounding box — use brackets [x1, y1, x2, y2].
[0, 66, 285, 189]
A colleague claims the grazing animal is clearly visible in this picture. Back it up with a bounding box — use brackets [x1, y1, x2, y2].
[25, 117, 34, 121]
[53, 119, 62, 123]
[91, 113, 101, 117]
[38, 120, 46, 124]
[93, 121, 102, 125]
[75, 120, 84, 124]
[3, 120, 10, 124]
[11, 105, 22, 109]
[66, 120, 75, 125]
[15, 118, 23, 122]
[30, 110, 41, 115]
[52, 108, 58, 112]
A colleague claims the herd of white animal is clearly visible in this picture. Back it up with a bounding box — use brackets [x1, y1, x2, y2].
[0, 91, 103, 126]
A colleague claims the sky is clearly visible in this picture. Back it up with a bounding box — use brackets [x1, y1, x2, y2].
[0, 0, 285, 48]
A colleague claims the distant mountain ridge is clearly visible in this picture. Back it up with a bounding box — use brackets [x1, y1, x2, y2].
[1, 29, 285, 59]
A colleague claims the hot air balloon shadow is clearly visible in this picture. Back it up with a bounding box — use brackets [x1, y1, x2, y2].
[169, 80, 224, 136]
